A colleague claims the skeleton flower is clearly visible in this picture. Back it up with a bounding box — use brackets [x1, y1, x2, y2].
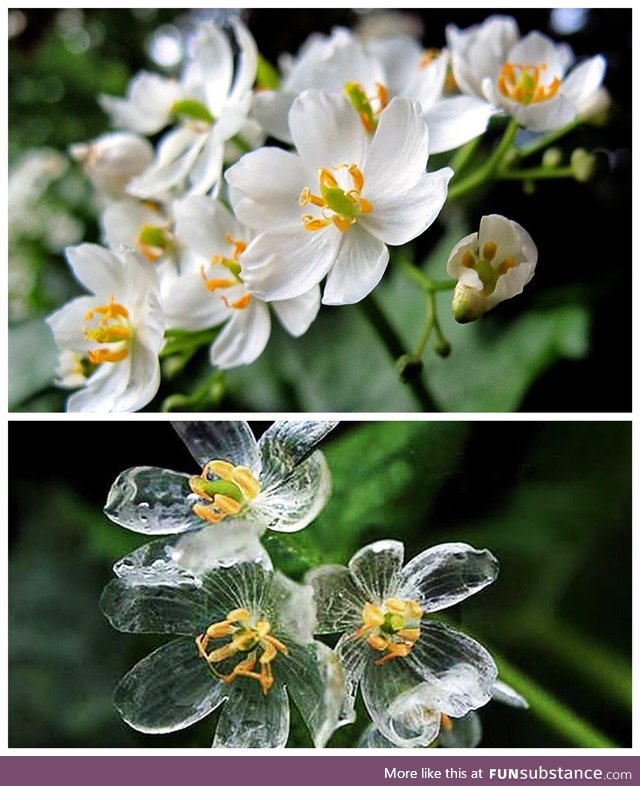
[104, 421, 335, 571]
[162, 196, 320, 369]
[447, 214, 537, 323]
[227, 90, 452, 305]
[307, 540, 499, 747]
[101, 560, 345, 747]
[101, 20, 258, 198]
[446, 15, 606, 132]
[46, 243, 164, 412]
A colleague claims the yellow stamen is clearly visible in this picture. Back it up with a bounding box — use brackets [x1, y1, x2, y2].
[209, 460, 234, 480]
[499, 255, 517, 275]
[192, 503, 225, 524]
[461, 252, 476, 268]
[441, 714, 454, 733]
[419, 49, 441, 69]
[498, 62, 561, 105]
[300, 163, 372, 234]
[213, 493, 243, 516]
[355, 596, 423, 666]
[190, 461, 261, 525]
[221, 292, 252, 310]
[87, 347, 129, 364]
[483, 241, 497, 260]
[374, 642, 413, 666]
[232, 466, 261, 499]
[83, 297, 133, 366]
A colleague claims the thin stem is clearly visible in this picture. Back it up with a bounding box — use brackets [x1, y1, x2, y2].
[516, 119, 582, 160]
[413, 294, 434, 357]
[394, 254, 456, 293]
[498, 166, 575, 181]
[448, 136, 482, 177]
[493, 651, 618, 748]
[358, 295, 439, 411]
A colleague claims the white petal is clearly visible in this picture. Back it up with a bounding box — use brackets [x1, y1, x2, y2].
[66, 359, 132, 413]
[507, 32, 574, 78]
[47, 295, 101, 353]
[360, 168, 452, 247]
[363, 97, 429, 197]
[424, 95, 497, 154]
[446, 231, 479, 282]
[487, 260, 536, 310]
[114, 638, 226, 734]
[239, 225, 341, 301]
[272, 285, 321, 336]
[185, 129, 225, 195]
[322, 226, 389, 305]
[101, 200, 163, 250]
[225, 147, 310, 231]
[99, 72, 178, 134]
[513, 95, 577, 132]
[108, 330, 161, 412]
[163, 270, 231, 332]
[191, 22, 233, 113]
[209, 299, 271, 369]
[562, 55, 607, 109]
[252, 90, 296, 143]
[128, 129, 207, 199]
[289, 90, 367, 172]
[174, 196, 242, 259]
[171, 421, 260, 471]
[213, 680, 289, 748]
[492, 679, 529, 709]
[228, 19, 258, 106]
[306, 564, 366, 634]
[348, 539, 404, 603]
[400, 543, 499, 613]
[367, 35, 426, 97]
[173, 524, 271, 574]
[65, 243, 126, 298]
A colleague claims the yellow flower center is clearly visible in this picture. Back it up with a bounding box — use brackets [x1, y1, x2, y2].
[300, 164, 372, 233]
[343, 80, 389, 132]
[460, 240, 517, 295]
[355, 597, 423, 666]
[497, 63, 561, 105]
[189, 459, 261, 525]
[196, 607, 288, 695]
[200, 233, 252, 311]
[83, 297, 133, 364]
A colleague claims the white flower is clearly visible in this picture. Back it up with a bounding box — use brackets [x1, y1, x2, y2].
[447, 15, 606, 132]
[227, 90, 452, 306]
[69, 132, 154, 200]
[104, 421, 336, 571]
[447, 214, 537, 323]
[163, 196, 320, 369]
[53, 350, 87, 389]
[101, 561, 345, 748]
[307, 540, 499, 747]
[46, 244, 164, 412]
[102, 20, 258, 199]
[253, 27, 495, 154]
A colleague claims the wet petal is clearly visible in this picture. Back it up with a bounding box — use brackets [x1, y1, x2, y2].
[213, 679, 289, 748]
[359, 724, 397, 748]
[492, 679, 529, 709]
[306, 564, 365, 634]
[348, 539, 404, 603]
[171, 421, 260, 471]
[171, 523, 271, 574]
[335, 630, 367, 725]
[114, 638, 225, 733]
[400, 543, 499, 613]
[439, 711, 482, 748]
[104, 466, 201, 535]
[258, 420, 338, 486]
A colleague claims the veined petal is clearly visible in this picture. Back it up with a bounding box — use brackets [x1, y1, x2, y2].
[322, 226, 389, 306]
[424, 96, 497, 154]
[274, 640, 345, 747]
[359, 167, 452, 247]
[213, 680, 289, 748]
[110, 329, 162, 413]
[171, 523, 271, 574]
[239, 224, 341, 302]
[512, 94, 577, 132]
[289, 90, 367, 172]
[363, 97, 430, 197]
[561, 55, 606, 108]
[359, 724, 397, 748]
[348, 539, 404, 603]
[256, 451, 331, 534]
[128, 130, 207, 199]
[209, 299, 271, 369]
[258, 420, 338, 486]
[272, 285, 321, 337]
[104, 466, 201, 535]
[439, 711, 482, 748]
[66, 243, 126, 299]
[66, 357, 131, 413]
[114, 638, 225, 733]
[225, 147, 309, 231]
[171, 421, 260, 472]
[306, 564, 366, 635]
[335, 630, 367, 725]
[252, 90, 296, 143]
[47, 295, 101, 353]
[400, 543, 499, 613]
[407, 621, 497, 716]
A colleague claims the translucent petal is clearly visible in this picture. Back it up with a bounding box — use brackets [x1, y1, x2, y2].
[362, 658, 442, 747]
[213, 679, 289, 748]
[348, 539, 404, 603]
[114, 638, 225, 733]
[306, 564, 365, 634]
[104, 466, 201, 535]
[275, 640, 345, 747]
[254, 451, 331, 534]
[400, 543, 499, 613]
[562, 55, 606, 108]
[335, 630, 368, 725]
[439, 711, 482, 748]
[172, 523, 271, 574]
[359, 724, 397, 748]
[171, 421, 260, 472]
[492, 679, 529, 709]
[407, 621, 497, 716]
[267, 569, 316, 642]
[258, 420, 338, 486]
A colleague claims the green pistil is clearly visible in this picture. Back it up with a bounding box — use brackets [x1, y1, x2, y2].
[190, 477, 244, 503]
[381, 612, 406, 635]
[344, 81, 376, 131]
[320, 183, 360, 221]
[172, 98, 215, 124]
[138, 224, 173, 251]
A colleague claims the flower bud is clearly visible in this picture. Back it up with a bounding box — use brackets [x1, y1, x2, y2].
[451, 283, 488, 324]
[577, 87, 612, 126]
[396, 353, 423, 382]
[542, 147, 563, 169]
[434, 337, 452, 357]
[70, 132, 154, 199]
[571, 148, 597, 182]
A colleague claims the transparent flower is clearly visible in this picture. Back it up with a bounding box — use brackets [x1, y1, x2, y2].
[359, 679, 527, 748]
[101, 560, 345, 748]
[163, 196, 320, 368]
[447, 214, 538, 323]
[307, 539, 499, 747]
[101, 20, 258, 198]
[446, 15, 606, 132]
[46, 243, 165, 412]
[104, 421, 336, 571]
[227, 90, 452, 305]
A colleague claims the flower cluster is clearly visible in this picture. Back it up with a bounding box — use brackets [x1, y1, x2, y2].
[46, 13, 606, 410]
[101, 421, 525, 748]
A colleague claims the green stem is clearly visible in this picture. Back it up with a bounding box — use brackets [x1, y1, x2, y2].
[516, 119, 582, 160]
[230, 133, 253, 154]
[358, 295, 438, 411]
[413, 294, 434, 357]
[498, 166, 575, 181]
[395, 254, 456, 293]
[448, 136, 482, 177]
[493, 652, 618, 748]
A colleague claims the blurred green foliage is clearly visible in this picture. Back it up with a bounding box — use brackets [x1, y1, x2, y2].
[9, 421, 631, 747]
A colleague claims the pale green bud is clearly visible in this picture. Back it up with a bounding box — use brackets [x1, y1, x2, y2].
[452, 283, 488, 324]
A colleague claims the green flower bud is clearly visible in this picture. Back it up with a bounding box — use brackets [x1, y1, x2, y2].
[571, 148, 597, 182]
[452, 283, 488, 324]
[396, 353, 423, 382]
[542, 147, 563, 168]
